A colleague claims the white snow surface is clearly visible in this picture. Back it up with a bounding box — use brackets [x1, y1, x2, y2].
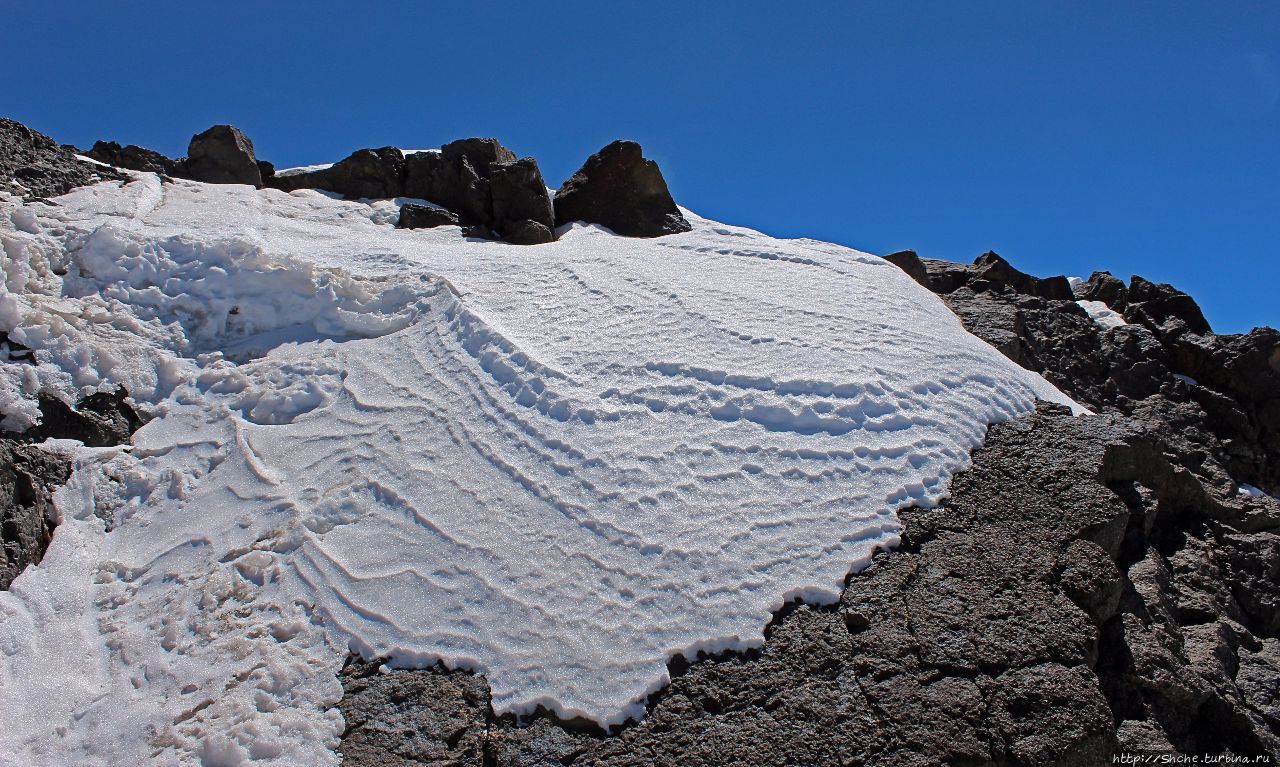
[0, 174, 1078, 764]
[1077, 299, 1128, 329]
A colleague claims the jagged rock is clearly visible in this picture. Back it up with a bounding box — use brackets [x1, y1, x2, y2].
[489, 157, 555, 241]
[1124, 275, 1212, 337]
[268, 146, 405, 199]
[398, 203, 459, 230]
[0, 117, 124, 199]
[181, 124, 263, 188]
[256, 159, 275, 181]
[20, 388, 145, 448]
[84, 140, 180, 176]
[1077, 271, 1128, 308]
[0, 441, 71, 590]
[553, 140, 691, 237]
[882, 249, 930, 287]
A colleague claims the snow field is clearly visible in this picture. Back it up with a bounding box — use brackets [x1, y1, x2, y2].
[0, 173, 1076, 764]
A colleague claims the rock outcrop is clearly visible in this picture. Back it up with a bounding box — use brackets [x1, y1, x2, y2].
[181, 124, 263, 188]
[0, 442, 71, 590]
[273, 139, 557, 245]
[269, 146, 405, 199]
[0, 117, 124, 199]
[0, 388, 145, 589]
[553, 140, 691, 237]
[83, 140, 181, 177]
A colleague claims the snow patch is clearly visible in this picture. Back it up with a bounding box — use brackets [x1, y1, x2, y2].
[1077, 299, 1128, 329]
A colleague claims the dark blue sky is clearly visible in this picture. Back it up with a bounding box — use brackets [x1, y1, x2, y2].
[9, 2, 1278, 332]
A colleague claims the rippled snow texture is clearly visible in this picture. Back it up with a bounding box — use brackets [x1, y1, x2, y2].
[0, 174, 1076, 764]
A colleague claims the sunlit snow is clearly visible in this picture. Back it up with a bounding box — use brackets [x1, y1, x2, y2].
[0, 173, 1077, 765]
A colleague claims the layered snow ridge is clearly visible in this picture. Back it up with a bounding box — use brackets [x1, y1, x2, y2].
[0, 172, 1076, 765]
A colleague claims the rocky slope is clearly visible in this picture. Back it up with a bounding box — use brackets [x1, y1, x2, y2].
[0, 116, 1276, 765]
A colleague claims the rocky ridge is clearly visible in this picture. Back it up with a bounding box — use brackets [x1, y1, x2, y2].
[75, 121, 692, 243]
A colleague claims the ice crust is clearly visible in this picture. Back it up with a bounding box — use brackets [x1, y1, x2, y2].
[0, 174, 1076, 764]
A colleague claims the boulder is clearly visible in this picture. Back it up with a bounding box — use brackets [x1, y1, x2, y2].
[489, 157, 554, 239]
[398, 203, 459, 230]
[1123, 275, 1212, 337]
[84, 140, 180, 176]
[553, 140, 691, 237]
[0, 117, 124, 199]
[504, 219, 555, 245]
[181, 124, 263, 188]
[1077, 271, 1128, 308]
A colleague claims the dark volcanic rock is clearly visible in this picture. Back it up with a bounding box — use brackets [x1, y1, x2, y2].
[1077, 271, 1129, 307]
[489, 157, 555, 240]
[397, 203, 459, 230]
[882, 249, 931, 287]
[339, 659, 490, 767]
[84, 140, 180, 176]
[269, 147, 405, 199]
[20, 388, 145, 448]
[0, 388, 145, 589]
[553, 140, 691, 237]
[403, 139, 518, 226]
[1, 117, 125, 199]
[503, 219, 555, 246]
[1124, 275, 1212, 337]
[0, 441, 71, 590]
[181, 124, 263, 188]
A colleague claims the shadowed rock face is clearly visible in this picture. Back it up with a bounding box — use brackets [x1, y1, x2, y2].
[553, 140, 691, 237]
[0, 389, 145, 590]
[0, 117, 124, 199]
[182, 124, 263, 188]
[84, 140, 181, 177]
[0, 442, 71, 590]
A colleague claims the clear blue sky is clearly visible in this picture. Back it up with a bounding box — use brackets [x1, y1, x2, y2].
[8, 1, 1277, 332]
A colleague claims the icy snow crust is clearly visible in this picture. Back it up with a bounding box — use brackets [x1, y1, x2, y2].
[0, 174, 1075, 764]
